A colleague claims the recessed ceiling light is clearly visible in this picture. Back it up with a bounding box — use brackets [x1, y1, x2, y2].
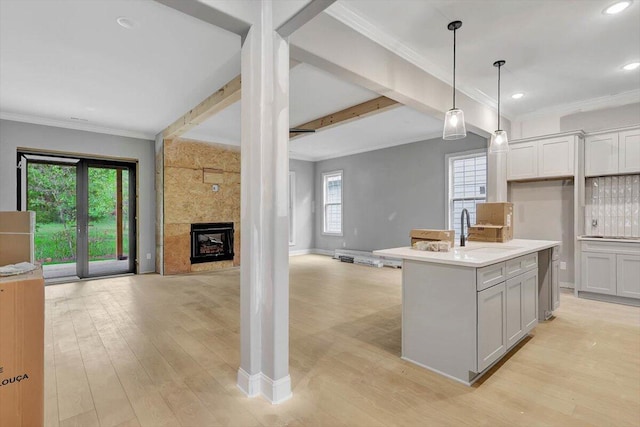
[511, 93, 525, 99]
[603, 1, 632, 14]
[622, 62, 640, 70]
[116, 17, 136, 29]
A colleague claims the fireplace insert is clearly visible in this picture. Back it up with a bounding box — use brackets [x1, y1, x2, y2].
[190, 222, 234, 264]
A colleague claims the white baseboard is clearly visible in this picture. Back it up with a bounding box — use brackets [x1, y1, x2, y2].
[288, 249, 314, 256]
[260, 374, 292, 404]
[560, 281, 574, 289]
[311, 248, 334, 256]
[237, 368, 292, 404]
[237, 368, 261, 398]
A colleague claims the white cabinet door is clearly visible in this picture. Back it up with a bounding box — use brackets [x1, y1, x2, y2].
[507, 142, 537, 181]
[617, 254, 640, 299]
[522, 269, 538, 332]
[477, 283, 507, 372]
[505, 277, 524, 349]
[618, 129, 640, 174]
[552, 260, 560, 310]
[585, 133, 619, 177]
[538, 136, 574, 178]
[581, 252, 617, 295]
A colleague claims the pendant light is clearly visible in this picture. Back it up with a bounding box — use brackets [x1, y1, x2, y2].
[443, 20, 466, 140]
[489, 60, 509, 153]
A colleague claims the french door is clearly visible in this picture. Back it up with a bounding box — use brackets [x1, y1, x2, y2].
[17, 152, 137, 281]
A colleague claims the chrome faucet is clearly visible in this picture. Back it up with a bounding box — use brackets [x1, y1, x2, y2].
[460, 208, 471, 247]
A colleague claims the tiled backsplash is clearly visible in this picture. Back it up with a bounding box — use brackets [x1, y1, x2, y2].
[585, 175, 640, 237]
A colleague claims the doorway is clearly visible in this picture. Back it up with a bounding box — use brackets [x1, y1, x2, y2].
[17, 152, 137, 282]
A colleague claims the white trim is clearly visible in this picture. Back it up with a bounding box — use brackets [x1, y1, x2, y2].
[513, 89, 640, 122]
[324, 3, 503, 119]
[289, 249, 314, 256]
[322, 169, 343, 236]
[312, 248, 334, 256]
[289, 171, 296, 246]
[260, 374, 292, 404]
[237, 368, 261, 398]
[237, 369, 292, 404]
[0, 112, 155, 140]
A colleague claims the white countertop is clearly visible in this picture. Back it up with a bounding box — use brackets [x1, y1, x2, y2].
[373, 239, 560, 268]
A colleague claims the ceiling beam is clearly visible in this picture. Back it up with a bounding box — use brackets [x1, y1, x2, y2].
[153, 0, 250, 40]
[289, 96, 399, 139]
[162, 75, 241, 139]
[277, 0, 338, 38]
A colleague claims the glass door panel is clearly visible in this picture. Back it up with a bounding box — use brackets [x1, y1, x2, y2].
[87, 166, 132, 276]
[26, 161, 78, 280]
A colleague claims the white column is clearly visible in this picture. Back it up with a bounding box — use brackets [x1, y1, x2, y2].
[487, 148, 508, 202]
[237, 1, 292, 404]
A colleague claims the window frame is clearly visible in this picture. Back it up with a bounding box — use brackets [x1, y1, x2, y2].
[445, 149, 488, 235]
[322, 170, 343, 236]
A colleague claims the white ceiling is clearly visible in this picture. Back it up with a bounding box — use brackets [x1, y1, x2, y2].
[331, 0, 640, 118]
[0, 0, 240, 138]
[1, 0, 638, 158]
[289, 105, 442, 161]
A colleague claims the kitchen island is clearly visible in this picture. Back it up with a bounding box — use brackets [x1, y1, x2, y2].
[374, 239, 560, 385]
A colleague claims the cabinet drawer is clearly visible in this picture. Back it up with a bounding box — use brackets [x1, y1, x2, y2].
[477, 262, 506, 291]
[581, 241, 640, 255]
[505, 253, 538, 279]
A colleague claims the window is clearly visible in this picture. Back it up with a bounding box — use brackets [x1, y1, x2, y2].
[323, 170, 343, 235]
[288, 171, 295, 246]
[447, 151, 487, 241]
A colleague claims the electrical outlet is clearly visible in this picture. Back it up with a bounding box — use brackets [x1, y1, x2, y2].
[560, 262, 566, 270]
[146, 253, 151, 260]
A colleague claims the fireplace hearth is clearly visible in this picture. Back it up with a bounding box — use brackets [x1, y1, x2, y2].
[190, 222, 234, 264]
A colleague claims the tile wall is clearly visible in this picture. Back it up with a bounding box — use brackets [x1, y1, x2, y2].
[585, 175, 640, 237]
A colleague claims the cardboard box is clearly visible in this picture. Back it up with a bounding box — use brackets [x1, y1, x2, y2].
[468, 225, 509, 243]
[410, 229, 455, 247]
[475, 203, 513, 241]
[0, 212, 36, 266]
[0, 211, 35, 233]
[0, 267, 44, 427]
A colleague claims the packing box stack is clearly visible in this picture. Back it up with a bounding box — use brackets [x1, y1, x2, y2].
[0, 211, 35, 265]
[468, 202, 514, 243]
[0, 211, 43, 427]
[410, 229, 455, 248]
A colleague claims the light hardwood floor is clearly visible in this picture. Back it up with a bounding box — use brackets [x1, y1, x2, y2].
[44, 254, 640, 427]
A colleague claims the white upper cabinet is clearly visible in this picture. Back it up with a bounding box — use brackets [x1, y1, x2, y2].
[585, 127, 640, 176]
[585, 132, 619, 177]
[538, 136, 575, 178]
[618, 129, 640, 174]
[507, 134, 578, 181]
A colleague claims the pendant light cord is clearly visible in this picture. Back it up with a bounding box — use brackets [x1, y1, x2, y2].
[497, 63, 500, 130]
[453, 28, 456, 109]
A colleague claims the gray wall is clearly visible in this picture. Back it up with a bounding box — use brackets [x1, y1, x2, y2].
[314, 134, 487, 252]
[289, 159, 315, 252]
[508, 180, 575, 288]
[0, 119, 156, 273]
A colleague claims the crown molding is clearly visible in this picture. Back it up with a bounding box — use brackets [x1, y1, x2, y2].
[513, 89, 640, 122]
[0, 112, 155, 140]
[324, 3, 503, 117]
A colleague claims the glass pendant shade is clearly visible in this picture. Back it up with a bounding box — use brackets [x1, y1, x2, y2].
[489, 129, 509, 153]
[443, 108, 467, 140]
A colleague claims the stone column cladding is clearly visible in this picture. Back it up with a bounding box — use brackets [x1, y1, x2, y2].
[162, 138, 241, 275]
